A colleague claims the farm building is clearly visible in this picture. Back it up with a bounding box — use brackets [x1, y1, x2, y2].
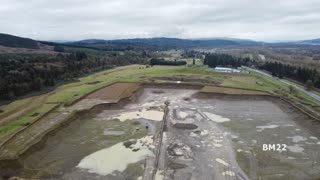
[214, 67, 241, 73]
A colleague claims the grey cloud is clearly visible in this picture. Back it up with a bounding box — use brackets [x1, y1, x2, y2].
[0, 0, 320, 42]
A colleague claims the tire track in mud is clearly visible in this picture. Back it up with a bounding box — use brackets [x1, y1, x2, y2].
[160, 102, 249, 180]
[196, 110, 249, 180]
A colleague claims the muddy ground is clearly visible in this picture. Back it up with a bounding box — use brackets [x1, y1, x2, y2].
[1, 85, 320, 180]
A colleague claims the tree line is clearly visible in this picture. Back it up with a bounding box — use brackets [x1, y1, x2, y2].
[204, 54, 253, 68]
[150, 58, 187, 66]
[204, 53, 320, 89]
[0, 52, 147, 100]
[259, 61, 320, 89]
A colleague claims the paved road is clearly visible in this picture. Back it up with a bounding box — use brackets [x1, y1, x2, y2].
[244, 66, 320, 102]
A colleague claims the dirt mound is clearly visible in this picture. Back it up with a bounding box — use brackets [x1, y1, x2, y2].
[167, 143, 193, 159]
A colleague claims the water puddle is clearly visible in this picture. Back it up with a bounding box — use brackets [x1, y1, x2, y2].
[222, 170, 236, 176]
[204, 112, 230, 123]
[155, 170, 164, 180]
[77, 136, 154, 176]
[287, 135, 307, 143]
[215, 158, 229, 166]
[287, 144, 304, 153]
[112, 109, 164, 121]
[309, 136, 318, 140]
[256, 124, 278, 131]
[178, 111, 188, 119]
[103, 129, 125, 136]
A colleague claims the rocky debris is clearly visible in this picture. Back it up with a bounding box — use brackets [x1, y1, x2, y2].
[190, 129, 209, 137]
[146, 105, 163, 111]
[167, 143, 193, 159]
[172, 118, 198, 129]
[183, 97, 191, 101]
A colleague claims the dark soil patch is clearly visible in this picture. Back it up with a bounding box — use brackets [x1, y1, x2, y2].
[30, 112, 39, 117]
[123, 140, 136, 148]
[168, 162, 188, 169]
[152, 90, 165, 94]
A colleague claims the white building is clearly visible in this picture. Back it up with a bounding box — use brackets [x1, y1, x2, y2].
[214, 67, 241, 73]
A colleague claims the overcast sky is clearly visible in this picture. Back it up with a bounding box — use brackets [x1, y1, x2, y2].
[1, 0, 320, 42]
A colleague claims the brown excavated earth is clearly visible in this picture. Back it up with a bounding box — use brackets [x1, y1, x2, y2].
[86, 82, 142, 101]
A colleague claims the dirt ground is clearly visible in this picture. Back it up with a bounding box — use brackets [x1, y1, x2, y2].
[86, 83, 141, 101]
[200, 86, 270, 95]
[1, 85, 320, 180]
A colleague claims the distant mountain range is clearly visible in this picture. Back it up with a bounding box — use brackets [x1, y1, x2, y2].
[1, 33, 320, 51]
[70, 37, 262, 49]
[298, 38, 320, 45]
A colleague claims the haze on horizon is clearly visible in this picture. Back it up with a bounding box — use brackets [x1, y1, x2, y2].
[1, 0, 320, 42]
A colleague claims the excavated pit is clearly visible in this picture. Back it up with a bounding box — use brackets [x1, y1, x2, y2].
[0, 85, 320, 180]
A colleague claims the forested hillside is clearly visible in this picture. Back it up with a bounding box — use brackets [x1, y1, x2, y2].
[0, 33, 39, 49]
[0, 51, 147, 100]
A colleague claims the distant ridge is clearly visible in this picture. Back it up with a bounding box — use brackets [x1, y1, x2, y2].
[2, 33, 320, 50]
[70, 37, 262, 49]
[298, 38, 320, 45]
[0, 33, 39, 49]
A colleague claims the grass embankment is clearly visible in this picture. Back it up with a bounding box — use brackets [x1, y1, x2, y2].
[246, 69, 320, 120]
[249, 70, 320, 105]
[0, 64, 312, 140]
